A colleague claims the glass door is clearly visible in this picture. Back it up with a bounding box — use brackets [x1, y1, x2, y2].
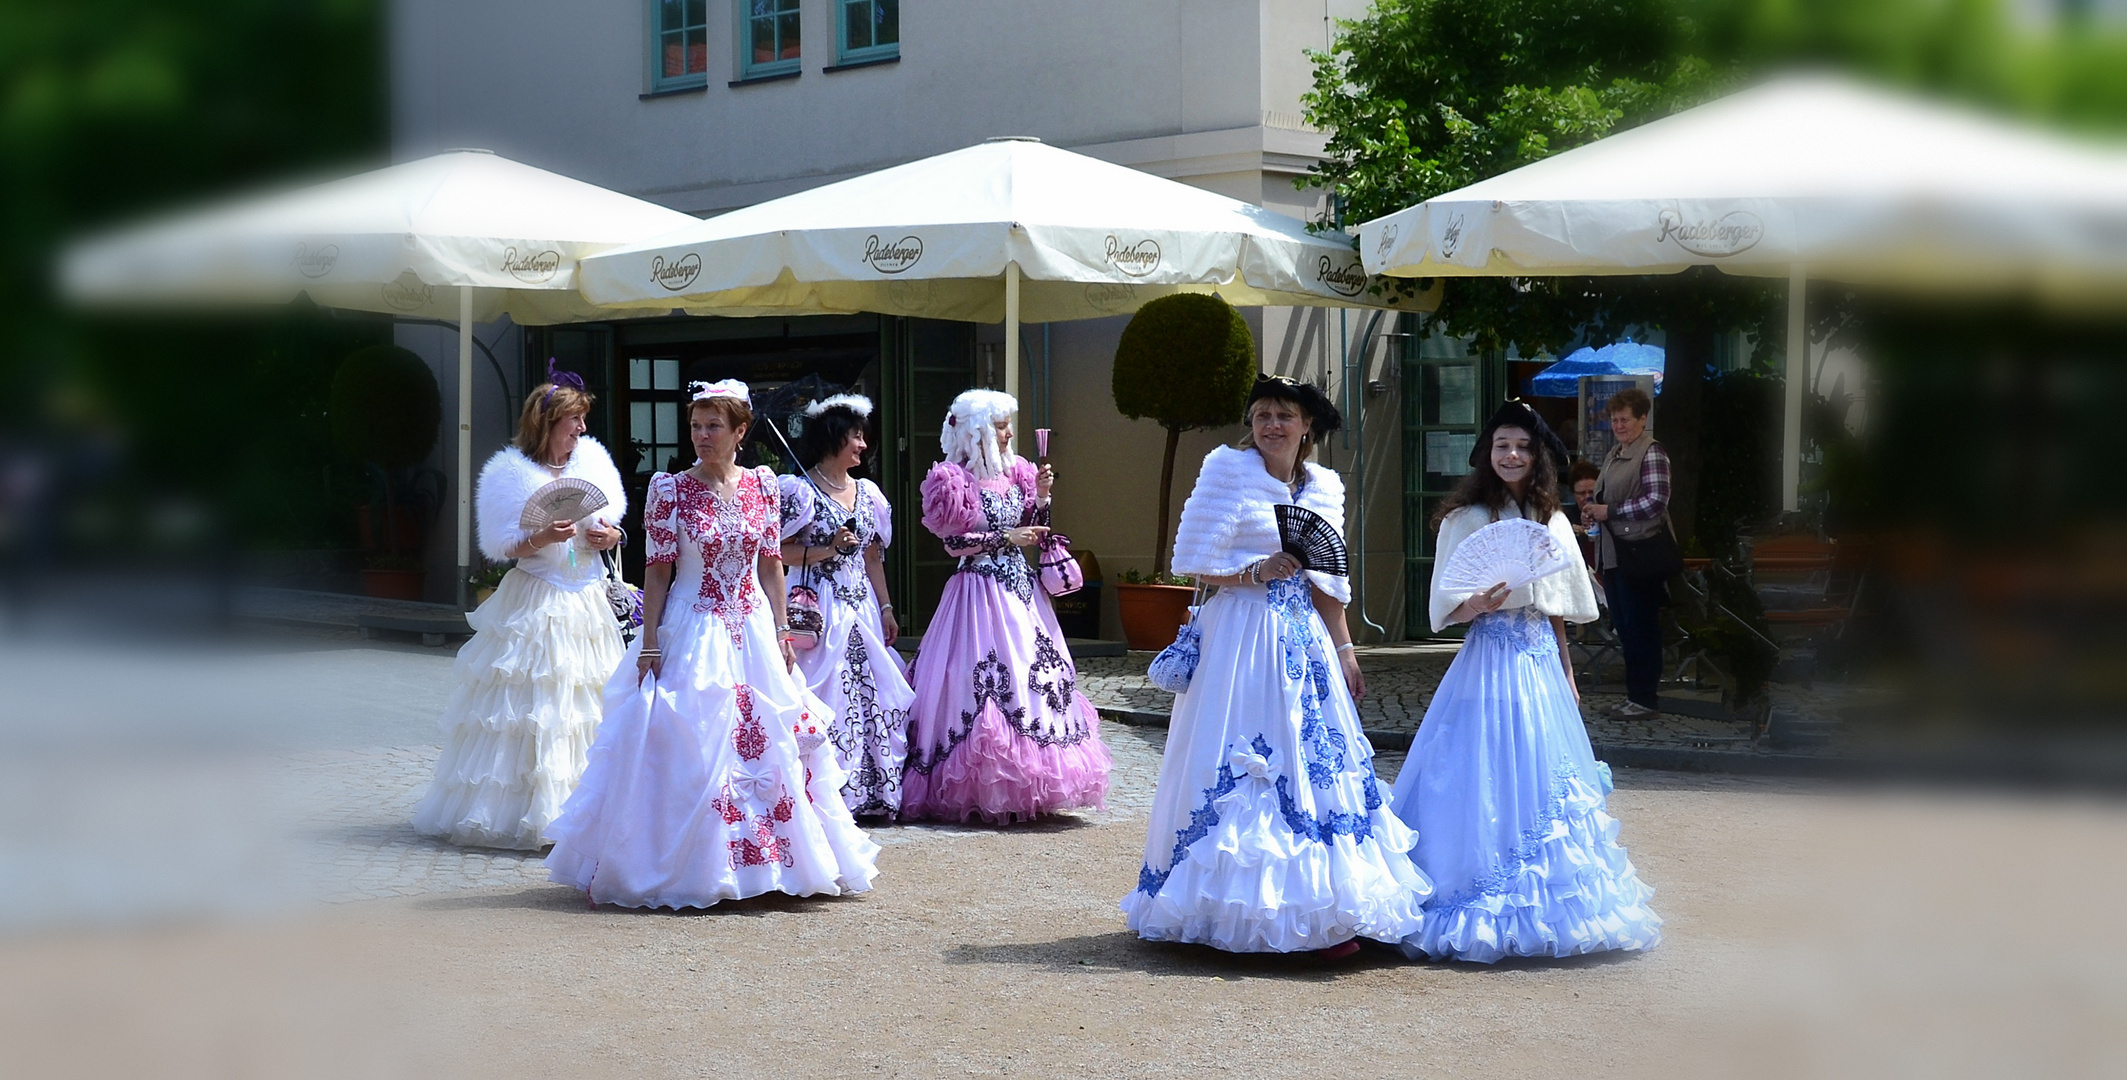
[883, 318, 977, 635]
[1401, 319, 1504, 638]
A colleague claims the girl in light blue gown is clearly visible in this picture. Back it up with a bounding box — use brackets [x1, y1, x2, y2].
[1389, 401, 1662, 963]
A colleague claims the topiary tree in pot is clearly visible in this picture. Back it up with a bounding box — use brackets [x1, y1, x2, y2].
[1111, 293, 1258, 576]
[329, 344, 442, 596]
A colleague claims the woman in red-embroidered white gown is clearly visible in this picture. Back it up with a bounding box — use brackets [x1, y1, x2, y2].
[546, 380, 879, 908]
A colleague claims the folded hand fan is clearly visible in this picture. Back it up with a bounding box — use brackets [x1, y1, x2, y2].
[1274, 504, 1349, 576]
[1436, 517, 1571, 596]
[519, 477, 609, 531]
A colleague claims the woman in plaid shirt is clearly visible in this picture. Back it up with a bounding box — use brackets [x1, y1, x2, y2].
[1583, 387, 1671, 718]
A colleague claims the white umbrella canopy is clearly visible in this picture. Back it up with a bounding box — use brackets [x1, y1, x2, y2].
[1355, 74, 2127, 510]
[580, 136, 1436, 323]
[63, 149, 701, 324]
[1357, 74, 2127, 294]
[61, 149, 706, 606]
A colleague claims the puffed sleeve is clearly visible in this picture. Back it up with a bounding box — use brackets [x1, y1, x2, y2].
[776, 472, 815, 542]
[1428, 506, 1484, 633]
[1529, 510, 1600, 624]
[754, 467, 784, 556]
[644, 473, 679, 565]
[863, 479, 893, 549]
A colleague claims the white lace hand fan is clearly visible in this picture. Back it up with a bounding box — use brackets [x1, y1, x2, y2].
[519, 477, 609, 531]
[1437, 517, 1571, 596]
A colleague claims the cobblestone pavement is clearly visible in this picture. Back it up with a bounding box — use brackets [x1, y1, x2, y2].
[272, 724, 1186, 907]
[1079, 645, 1878, 756]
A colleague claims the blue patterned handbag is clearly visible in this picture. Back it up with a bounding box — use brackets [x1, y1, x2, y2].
[1146, 584, 1209, 694]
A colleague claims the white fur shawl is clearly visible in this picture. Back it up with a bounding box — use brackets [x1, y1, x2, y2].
[1428, 503, 1600, 632]
[475, 435, 628, 563]
[1170, 445, 1351, 603]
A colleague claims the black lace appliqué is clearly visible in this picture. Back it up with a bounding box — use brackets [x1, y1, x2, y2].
[1026, 631, 1076, 715]
[834, 628, 905, 817]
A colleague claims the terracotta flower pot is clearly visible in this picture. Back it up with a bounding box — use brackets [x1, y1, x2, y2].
[1115, 582, 1195, 651]
[362, 568, 426, 601]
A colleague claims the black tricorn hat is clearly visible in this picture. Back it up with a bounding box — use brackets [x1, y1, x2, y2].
[1470, 399, 1570, 473]
[1245, 374, 1343, 435]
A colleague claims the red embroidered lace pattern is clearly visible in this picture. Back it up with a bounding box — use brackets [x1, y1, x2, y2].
[656, 468, 780, 646]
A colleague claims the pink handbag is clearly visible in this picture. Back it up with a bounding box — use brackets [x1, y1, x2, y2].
[1037, 532, 1084, 597]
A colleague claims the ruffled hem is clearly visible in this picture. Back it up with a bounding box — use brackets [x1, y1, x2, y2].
[900, 696, 1110, 824]
[542, 647, 881, 909]
[411, 712, 598, 849]
[1122, 772, 1432, 953]
[1399, 771, 1662, 963]
[444, 570, 622, 736]
[544, 738, 881, 908]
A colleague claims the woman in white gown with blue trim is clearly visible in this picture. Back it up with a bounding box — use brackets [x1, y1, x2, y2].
[1122, 377, 1432, 956]
[1389, 400, 1661, 963]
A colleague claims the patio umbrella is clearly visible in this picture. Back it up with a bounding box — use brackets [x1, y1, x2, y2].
[62, 149, 703, 605]
[1525, 342, 1665, 398]
[1355, 74, 2127, 508]
[578, 137, 1437, 447]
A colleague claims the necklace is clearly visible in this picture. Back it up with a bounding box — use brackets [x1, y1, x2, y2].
[809, 466, 851, 493]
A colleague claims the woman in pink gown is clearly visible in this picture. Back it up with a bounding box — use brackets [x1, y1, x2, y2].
[899, 390, 1111, 823]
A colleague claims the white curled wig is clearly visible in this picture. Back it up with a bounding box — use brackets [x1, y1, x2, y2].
[941, 389, 1019, 480]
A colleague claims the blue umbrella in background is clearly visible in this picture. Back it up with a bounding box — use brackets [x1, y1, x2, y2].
[1525, 341, 1665, 397]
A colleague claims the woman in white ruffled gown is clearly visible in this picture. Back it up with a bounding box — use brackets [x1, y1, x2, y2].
[1123, 377, 1432, 956]
[412, 374, 626, 850]
[1389, 400, 1662, 963]
[545, 379, 879, 909]
[776, 394, 914, 819]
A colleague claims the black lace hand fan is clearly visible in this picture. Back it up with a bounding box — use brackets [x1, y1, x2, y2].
[1275, 504, 1348, 576]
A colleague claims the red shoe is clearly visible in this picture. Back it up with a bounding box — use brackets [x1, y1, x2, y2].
[1316, 940, 1361, 960]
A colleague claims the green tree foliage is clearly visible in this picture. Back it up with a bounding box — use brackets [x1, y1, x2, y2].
[1112, 294, 1258, 574]
[1299, 0, 2127, 550]
[3, 0, 389, 551]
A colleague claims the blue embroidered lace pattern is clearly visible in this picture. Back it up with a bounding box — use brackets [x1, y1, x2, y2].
[1134, 735, 1390, 896]
[1468, 606, 1557, 657]
[1425, 760, 1587, 914]
[1268, 576, 1347, 788]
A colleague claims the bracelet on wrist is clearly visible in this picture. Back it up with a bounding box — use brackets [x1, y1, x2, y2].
[878, 602, 893, 612]
[1335, 642, 1357, 654]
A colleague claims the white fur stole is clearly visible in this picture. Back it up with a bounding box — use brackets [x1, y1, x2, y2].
[476, 435, 628, 562]
[1170, 445, 1351, 603]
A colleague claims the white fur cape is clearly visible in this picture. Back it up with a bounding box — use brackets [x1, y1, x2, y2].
[1428, 503, 1600, 633]
[1170, 445, 1351, 603]
[476, 435, 628, 563]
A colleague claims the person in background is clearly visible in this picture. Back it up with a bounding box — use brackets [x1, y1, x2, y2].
[1567, 459, 1607, 608]
[411, 371, 626, 850]
[777, 393, 914, 819]
[1583, 387, 1670, 720]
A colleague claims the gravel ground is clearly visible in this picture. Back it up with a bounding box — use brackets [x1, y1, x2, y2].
[3, 634, 2121, 1079]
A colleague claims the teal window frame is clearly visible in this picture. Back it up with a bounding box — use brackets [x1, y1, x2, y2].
[739, 0, 803, 80]
[835, 0, 899, 65]
[650, 0, 710, 92]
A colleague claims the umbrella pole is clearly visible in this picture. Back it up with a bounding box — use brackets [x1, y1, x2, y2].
[457, 285, 474, 610]
[1004, 261, 1021, 455]
[1782, 263, 1805, 514]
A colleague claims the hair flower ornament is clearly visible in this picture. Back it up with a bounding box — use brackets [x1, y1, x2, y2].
[687, 379, 751, 404]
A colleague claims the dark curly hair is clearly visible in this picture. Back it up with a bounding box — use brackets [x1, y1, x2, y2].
[1432, 422, 1563, 531]
[796, 403, 867, 468]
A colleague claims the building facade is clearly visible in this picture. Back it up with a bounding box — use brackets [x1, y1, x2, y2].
[391, 0, 1447, 639]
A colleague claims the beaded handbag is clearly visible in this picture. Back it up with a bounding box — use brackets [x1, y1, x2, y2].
[1145, 583, 1209, 694]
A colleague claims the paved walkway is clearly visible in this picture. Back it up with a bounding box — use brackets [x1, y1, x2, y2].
[1077, 645, 1872, 763]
